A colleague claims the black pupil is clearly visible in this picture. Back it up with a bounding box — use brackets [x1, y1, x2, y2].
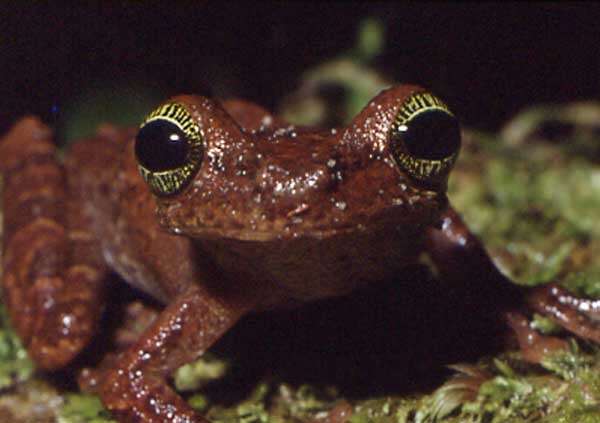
[135, 120, 190, 171]
[401, 110, 461, 160]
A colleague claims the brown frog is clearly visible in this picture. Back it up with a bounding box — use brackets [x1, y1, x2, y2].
[1, 85, 599, 422]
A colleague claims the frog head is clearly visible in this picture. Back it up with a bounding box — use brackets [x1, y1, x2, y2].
[134, 85, 461, 241]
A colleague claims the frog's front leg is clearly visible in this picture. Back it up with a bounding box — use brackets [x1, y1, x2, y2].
[0, 117, 107, 369]
[99, 284, 250, 423]
[525, 282, 600, 342]
[425, 205, 600, 361]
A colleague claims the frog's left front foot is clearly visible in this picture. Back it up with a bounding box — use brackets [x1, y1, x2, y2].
[525, 283, 600, 343]
[426, 205, 600, 362]
[504, 284, 600, 363]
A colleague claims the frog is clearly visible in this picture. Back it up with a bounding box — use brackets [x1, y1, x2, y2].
[1, 85, 599, 422]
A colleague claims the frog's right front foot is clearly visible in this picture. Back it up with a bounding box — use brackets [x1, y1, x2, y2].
[102, 365, 205, 423]
[97, 285, 248, 423]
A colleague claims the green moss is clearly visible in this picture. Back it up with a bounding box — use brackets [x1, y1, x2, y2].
[0, 306, 33, 390]
[174, 352, 230, 392]
[350, 398, 413, 423]
[353, 18, 385, 63]
[463, 375, 556, 422]
[208, 383, 271, 423]
[450, 128, 600, 287]
[58, 394, 116, 423]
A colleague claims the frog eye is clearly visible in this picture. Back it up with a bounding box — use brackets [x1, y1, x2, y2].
[135, 103, 204, 196]
[389, 91, 461, 185]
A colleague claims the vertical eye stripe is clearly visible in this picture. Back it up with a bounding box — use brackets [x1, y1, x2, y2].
[392, 154, 457, 182]
[143, 103, 201, 137]
[138, 163, 196, 195]
[392, 92, 452, 127]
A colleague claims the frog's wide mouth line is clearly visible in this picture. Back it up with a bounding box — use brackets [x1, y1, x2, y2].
[169, 223, 378, 242]
[160, 199, 446, 243]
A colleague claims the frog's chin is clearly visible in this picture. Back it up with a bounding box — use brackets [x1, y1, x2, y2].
[162, 205, 443, 243]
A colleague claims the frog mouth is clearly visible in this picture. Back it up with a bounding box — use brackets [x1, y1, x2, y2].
[155, 177, 448, 243]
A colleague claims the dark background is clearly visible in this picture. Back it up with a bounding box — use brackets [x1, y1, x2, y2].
[2, 2, 599, 137]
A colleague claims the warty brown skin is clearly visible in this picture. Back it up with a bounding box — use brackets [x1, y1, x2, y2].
[1, 85, 600, 422]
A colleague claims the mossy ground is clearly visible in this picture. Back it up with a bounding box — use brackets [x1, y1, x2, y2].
[1, 19, 599, 423]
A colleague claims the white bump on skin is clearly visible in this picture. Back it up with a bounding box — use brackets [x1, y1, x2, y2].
[335, 201, 347, 211]
[61, 314, 75, 335]
[261, 115, 273, 126]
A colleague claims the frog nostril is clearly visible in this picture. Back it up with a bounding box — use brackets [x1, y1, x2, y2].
[135, 120, 190, 172]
